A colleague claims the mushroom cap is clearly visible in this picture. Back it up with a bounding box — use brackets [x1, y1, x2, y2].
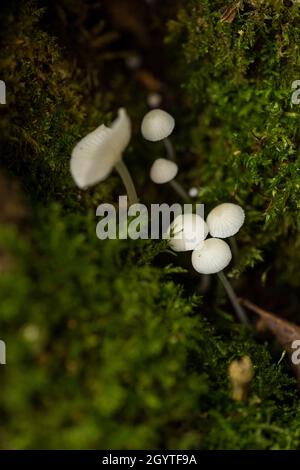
[191, 238, 232, 274]
[141, 109, 175, 142]
[206, 203, 245, 238]
[168, 213, 208, 252]
[70, 108, 131, 189]
[150, 158, 178, 184]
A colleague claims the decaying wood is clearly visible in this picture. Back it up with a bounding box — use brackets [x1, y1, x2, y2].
[241, 299, 300, 387]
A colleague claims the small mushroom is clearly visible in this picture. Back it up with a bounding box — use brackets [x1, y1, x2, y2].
[150, 158, 178, 184]
[191, 238, 249, 326]
[70, 108, 138, 205]
[191, 238, 232, 274]
[168, 213, 208, 252]
[147, 92, 162, 108]
[207, 202, 245, 260]
[141, 109, 175, 142]
[207, 203, 245, 238]
[149, 158, 189, 201]
[228, 356, 254, 401]
[125, 54, 142, 70]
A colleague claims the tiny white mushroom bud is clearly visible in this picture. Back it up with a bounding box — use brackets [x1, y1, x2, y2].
[188, 187, 198, 198]
[168, 213, 208, 252]
[229, 356, 254, 401]
[191, 238, 232, 274]
[206, 203, 245, 238]
[150, 158, 178, 184]
[141, 109, 175, 142]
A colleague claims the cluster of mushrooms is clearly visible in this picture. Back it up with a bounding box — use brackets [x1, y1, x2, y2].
[71, 108, 249, 326]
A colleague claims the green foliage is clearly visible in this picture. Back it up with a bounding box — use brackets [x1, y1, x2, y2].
[167, 0, 300, 283]
[1, 205, 300, 449]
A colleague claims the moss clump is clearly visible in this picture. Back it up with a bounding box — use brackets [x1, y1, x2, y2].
[0, 1, 114, 207]
[1, 205, 300, 450]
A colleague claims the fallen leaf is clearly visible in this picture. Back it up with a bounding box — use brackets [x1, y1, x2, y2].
[241, 298, 300, 388]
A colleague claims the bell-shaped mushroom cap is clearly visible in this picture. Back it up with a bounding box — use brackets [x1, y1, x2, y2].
[191, 238, 232, 274]
[207, 203, 245, 238]
[167, 213, 208, 252]
[141, 109, 175, 142]
[150, 158, 178, 184]
[70, 108, 131, 189]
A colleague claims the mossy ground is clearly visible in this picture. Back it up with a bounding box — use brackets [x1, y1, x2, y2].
[1, 0, 300, 449]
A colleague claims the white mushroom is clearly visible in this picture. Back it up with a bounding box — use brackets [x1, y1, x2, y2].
[70, 108, 138, 204]
[188, 187, 198, 198]
[150, 158, 178, 184]
[168, 213, 208, 252]
[141, 109, 175, 142]
[207, 203, 245, 238]
[191, 238, 249, 326]
[191, 238, 232, 274]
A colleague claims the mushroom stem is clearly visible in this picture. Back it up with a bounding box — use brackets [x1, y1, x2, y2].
[169, 179, 190, 203]
[198, 273, 211, 294]
[115, 160, 139, 206]
[229, 236, 239, 260]
[217, 271, 250, 327]
[163, 137, 176, 161]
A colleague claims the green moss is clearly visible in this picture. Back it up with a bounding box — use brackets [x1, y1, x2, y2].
[1, 0, 300, 450]
[0, 205, 300, 449]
